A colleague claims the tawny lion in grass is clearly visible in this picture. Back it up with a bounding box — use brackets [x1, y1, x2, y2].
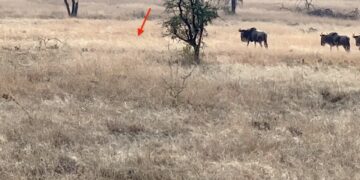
[239, 27, 268, 48]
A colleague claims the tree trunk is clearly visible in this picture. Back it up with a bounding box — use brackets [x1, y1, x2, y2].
[64, 0, 71, 16]
[194, 45, 200, 64]
[64, 0, 79, 17]
[231, 0, 237, 14]
[72, 0, 76, 14]
[72, 1, 79, 17]
[193, 26, 204, 64]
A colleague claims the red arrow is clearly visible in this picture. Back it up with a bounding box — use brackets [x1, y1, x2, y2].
[138, 8, 152, 36]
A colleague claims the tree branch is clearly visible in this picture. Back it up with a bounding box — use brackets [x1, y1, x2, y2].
[191, 0, 199, 43]
[64, 0, 71, 16]
[178, 0, 193, 40]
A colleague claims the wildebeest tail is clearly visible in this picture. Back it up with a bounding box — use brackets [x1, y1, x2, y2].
[264, 34, 268, 48]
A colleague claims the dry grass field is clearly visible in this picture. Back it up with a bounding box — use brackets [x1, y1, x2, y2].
[0, 0, 360, 179]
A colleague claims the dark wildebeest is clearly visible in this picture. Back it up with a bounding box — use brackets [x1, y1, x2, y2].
[353, 34, 360, 50]
[320, 32, 350, 52]
[239, 28, 268, 48]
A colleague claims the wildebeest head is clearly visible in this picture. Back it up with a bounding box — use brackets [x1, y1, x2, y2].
[320, 32, 338, 46]
[239, 28, 257, 42]
[354, 34, 360, 46]
[320, 34, 326, 46]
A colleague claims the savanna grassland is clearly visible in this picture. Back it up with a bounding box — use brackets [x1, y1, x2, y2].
[0, 0, 360, 179]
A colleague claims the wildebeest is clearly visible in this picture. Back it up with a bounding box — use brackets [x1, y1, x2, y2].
[353, 34, 360, 50]
[320, 32, 350, 52]
[239, 28, 268, 48]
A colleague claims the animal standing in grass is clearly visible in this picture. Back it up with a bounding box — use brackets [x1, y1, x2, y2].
[239, 28, 268, 48]
[320, 32, 350, 52]
[353, 34, 360, 50]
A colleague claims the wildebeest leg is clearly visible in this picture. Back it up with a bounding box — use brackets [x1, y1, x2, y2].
[337, 45, 339, 51]
[344, 45, 350, 52]
[259, 41, 263, 48]
[264, 37, 268, 49]
[254, 42, 257, 47]
[247, 41, 250, 47]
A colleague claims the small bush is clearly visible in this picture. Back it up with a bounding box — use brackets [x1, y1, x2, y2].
[54, 156, 78, 174]
[106, 120, 146, 136]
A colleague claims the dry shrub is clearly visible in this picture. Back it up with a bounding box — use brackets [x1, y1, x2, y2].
[106, 120, 146, 136]
[288, 126, 303, 137]
[251, 121, 271, 131]
[51, 130, 74, 149]
[54, 156, 78, 174]
[99, 166, 176, 180]
[308, 8, 359, 20]
[162, 61, 195, 106]
[320, 88, 347, 104]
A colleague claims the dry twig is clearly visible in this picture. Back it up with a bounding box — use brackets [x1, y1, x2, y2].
[2, 93, 34, 121]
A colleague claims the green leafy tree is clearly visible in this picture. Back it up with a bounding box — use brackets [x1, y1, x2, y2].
[163, 0, 219, 64]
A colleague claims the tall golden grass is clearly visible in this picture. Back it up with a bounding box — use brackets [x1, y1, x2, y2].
[0, 0, 360, 179]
